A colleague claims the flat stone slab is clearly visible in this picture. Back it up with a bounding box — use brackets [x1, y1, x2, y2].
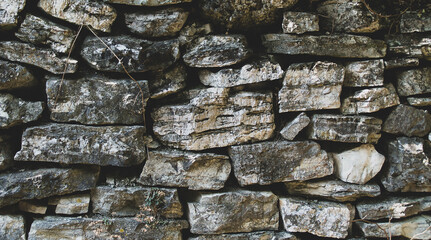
[280, 112, 310, 140]
[384, 57, 420, 69]
[383, 104, 431, 137]
[396, 67, 431, 96]
[18, 201, 47, 214]
[0, 60, 37, 90]
[0, 0, 25, 29]
[15, 124, 146, 167]
[49, 193, 90, 215]
[228, 141, 333, 186]
[407, 97, 431, 106]
[0, 215, 25, 240]
[0, 93, 44, 129]
[149, 63, 186, 99]
[400, 11, 431, 33]
[344, 59, 384, 87]
[190, 231, 298, 240]
[104, 0, 192, 6]
[386, 34, 431, 60]
[282, 11, 319, 34]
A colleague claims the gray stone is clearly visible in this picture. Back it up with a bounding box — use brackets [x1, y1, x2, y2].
[46, 76, 149, 125]
[152, 88, 274, 150]
[401, 11, 431, 33]
[396, 67, 431, 96]
[125, 8, 188, 38]
[383, 104, 431, 137]
[344, 59, 384, 87]
[0, 167, 99, 208]
[38, 0, 117, 32]
[0, 215, 25, 240]
[188, 191, 279, 234]
[285, 179, 381, 202]
[150, 63, 186, 99]
[282, 12, 319, 34]
[0, 93, 44, 129]
[15, 124, 147, 167]
[0, 41, 78, 74]
[104, 0, 192, 6]
[408, 97, 431, 106]
[0, 135, 14, 171]
[332, 144, 385, 184]
[199, 59, 284, 88]
[183, 35, 251, 67]
[280, 197, 354, 238]
[49, 193, 90, 215]
[280, 112, 310, 140]
[91, 186, 183, 218]
[0, 0, 25, 29]
[340, 84, 400, 115]
[18, 201, 47, 214]
[139, 149, 231, 190]
[28, 217, 188, 240]
[81, 36, 180, 73]
[0, 60, 37, 90]
[229, 141, 333, 186]
[384, 58, 420, 69]
[279, 61, 344, 112]
[178, 21, 213, 47]
[15, 14, 76, 53]
[357, 196, 431, 220]
[307, 114, 382, 144]
[189, 231, 298, 240]
[263, 34, 387, 58]
[386, 34, 431, 60]
[381, 137, 431, 192]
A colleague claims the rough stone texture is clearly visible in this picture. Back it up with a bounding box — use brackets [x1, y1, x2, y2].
[384, 57, 420, 69]
[282, 12, 319, 34]
[408, 97, 431, 106]
[139, 149, 231, 190]
[280, 197, 354, 238]
[15, 14, 76, 53]
[105, 0, 192, 6]
[317, 0, 382, 33]
[340, 84, 400, 114]
[150, 64, 186, 99]
[178, 21, 213, 47]
[357, 196, 431, 220]
[18, 201, 47, 214]
[263, 34, 387, 58]
[332, 144, 385, 184]
[188, 191, 279, 234]
[279, 61, 344, 112]
[15, 124, 147, 167]
[49, 194, 90, 215]
[152, 88, 274, 151]
[285, 180, 381, 202]
[386, 34, 431, 59]
[396, 67, 431, 96]
[28, 217, 188, 240]
[383, 104, 431, 137]
[0, 167, 99, 208]
[228, 141, 333, 186]
[0, 60, 37, 90]
[91, 186, 183, 218]
[81, 36, 180, 73]
[401, 11, 431, 33]
[38, 0, 117, 32]
[0, 93, 44, 129]
[189, 231, 298, 240]
[307, 114, 382, 144]
[0, 135, 14, 171]
[344, 59, 384, 87]
[125, 8, 188, 38]
[46, 76, 149, 125]
[0, 215, 25, 240]
[0, 0, 25, 29]
[381, 137, 431, 192]
[280, 112, 310, 140]
[199, 59, 284, 88]
[0, 41, 78, 74]
[356, 215, 431, 239]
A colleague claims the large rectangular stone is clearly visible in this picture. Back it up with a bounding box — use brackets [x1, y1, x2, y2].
[0, 215, 25, 240]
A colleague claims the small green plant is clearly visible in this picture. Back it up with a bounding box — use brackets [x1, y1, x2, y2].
[135, 188, 167, 232]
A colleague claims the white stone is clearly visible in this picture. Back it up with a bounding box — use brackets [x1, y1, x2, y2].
[0, 0, 25, 29]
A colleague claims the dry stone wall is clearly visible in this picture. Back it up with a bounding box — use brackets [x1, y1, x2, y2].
[0, 0, 431, 239]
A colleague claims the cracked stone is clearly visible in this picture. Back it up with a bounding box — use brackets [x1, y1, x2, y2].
[0, 93, 44, 129]
[0, 0, 25, 29]
[0, 60, 37, 90]
[383, 104, 431, 137]
[386, 34, 431, 60]
[280, 112, 310, 140]
[282, 11, 319, 34]
[150, 63, 186, 99]
[396, 67, 431, 96]
[344, 59, 384, 87]
[385, 58, 420, 69]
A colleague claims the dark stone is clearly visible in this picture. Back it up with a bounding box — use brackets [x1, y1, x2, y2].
[383, 104, 431, 137]
[0, 60, 37, 90]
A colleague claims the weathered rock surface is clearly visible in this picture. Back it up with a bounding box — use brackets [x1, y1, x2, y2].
[307, 114, 382, 143]
[49, 194, 90, 215]
[383, 104, 431, 137]
[0, 215, 25, 240]
[0, 60, 37, 90]
[91, 186, 183, 218]
[152, 88, 274, 150]
[280, 197, 354, 238]
[0, 167, 99, 208]
[282, 12, 319, 34]
[400, 11, 431, 33]
[18, 201, 47, 214]
[344, 59, 384, 87]
[0, 135, 14, 171]
[150, 64, 186, 99]
[408, 97, 431, 106]
[381, 137, 431, 192]
[199, 59, 284, 88]
[139, 149, 231, 190]
[280, 112, 310, 140]
[279, 61, 344, 112]
[357, 196, 431, 220]
[341, 84, 400, 114]
[188, 191, 279, 234]
[396, 67, 431, 96]
[0, 41, 78, 74]
[229, 141, 333, 186]
[178, 21, 213, 47]
[0, 0, 25, 29]
[263, 34, 387, 58]
[81, 36, 179, 73]
[46, 76, 149, 124]
[105, 0, 192, 6]
[384, 57, 420, 69]
[0, 93, 44, 129]
[386, 34, 431, 59]
[332, 144, 385, 184]
[28, 217, 188, 240]
[285, 179, 381, 202]
[38, 0, 117, 32]
[183, 35, 250, 68]
[189, 231, 298, 240]
[125, 8, 188, 38]
[15, 124, 147, 167]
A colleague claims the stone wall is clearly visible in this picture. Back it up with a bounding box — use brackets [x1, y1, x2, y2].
[0, 0, 431, 239]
